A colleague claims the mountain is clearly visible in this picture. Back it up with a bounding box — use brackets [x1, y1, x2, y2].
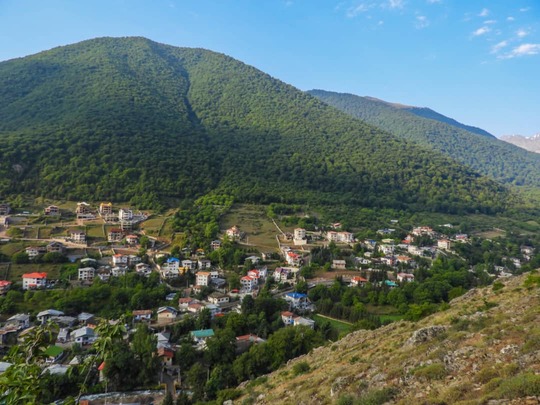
[0, 37, 508, 213]
[237, 274, 540, 404]
[309, 90, 540, 188]
[501, 134, 540, 154]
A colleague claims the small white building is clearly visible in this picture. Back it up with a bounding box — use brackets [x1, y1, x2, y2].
[196, 271, 211, 287]
[22, 272, 47, 290]
[78, 267, 95, 282]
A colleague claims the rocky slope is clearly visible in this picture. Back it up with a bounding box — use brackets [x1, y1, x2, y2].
[501, 134, 540, 154]
[238, 273, 540, 404]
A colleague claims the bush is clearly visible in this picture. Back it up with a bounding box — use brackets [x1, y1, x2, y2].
[475, 366, 498, 384]
[292, 361, 310, 376]
[492, 373, 540, 399]
[413, 363, 447, 381]
[492, 281, 504, 291]
[336, 394, 354, 405]
[357, 387, 398, 405]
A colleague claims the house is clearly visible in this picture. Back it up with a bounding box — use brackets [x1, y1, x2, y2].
[205, 303, 221, 318]
[190, 329, 215, 349]
[22, 272, 47, 290]
[327, 231, 354, 243]
[6, 314, 30, 330]
[236, 334, 266, 353]
[396, 256, 414, 265]
[182, 259, 196, 271]
[132, 309, 153, 322]
[293, 316, 315, 329]
[72, 327, 96, 345]
[241, 275, 257, 291]
[99, 202, 113, 215]
[281, 311, 295, 325]
[187, 303, 204, 314]
[397, 273, 415, 282]
[211, 240, 222, 250]
[70, 230, 86, 243]
[178, 297, 195, 311]
[125, 234, 138, 245]
[80, 257, 97, 267]
[78, 312, 95, 325]
[208, 292, 230, 305]
[47, 242, 65, 255]
[78, 267, 95, 282]
[245, 255, 261, 265]
[226, 225, 241, 240]
[157, 306, 178, 323]
[379, 244, 394, 255]
[76, 202, 92, 219]
[412, 226, 434, 236]
[108, 228, 124, 242]
[111, 267, 127, 277]
[97, 267, 111, 281]
[0, 280, 12, 294]
[273, 267, 292, 283]
[157, 347, 175, 367]
[155, 331, 171, 348]
[44, 345, 64, 364]
[198, 259, 212, 270]
[118, 208, 133, 221]
[44, 205, 60, 216]
[56, 328, 70, 343]
[112, 254, 128, 266]
[127, 255, 141, 266]
[135, 263, 152, 277]
[285, 292, 310, 310]
[332, 259, 346, 270]
[162, 257, 180, 272]
[25, 246, 46, 260]
[438, 239, 452, 250]
[381, 257, 395, 266]
[454, 234, 469, 242]
[37, 309, 64, 325]
[350, 276, 368, 287]
[0, 203, 10, 216]
[286, 251, 302, 266]
[196, 271, 211, 287]
[355, 257, 371, 266]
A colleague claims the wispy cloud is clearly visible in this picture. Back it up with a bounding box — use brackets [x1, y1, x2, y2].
[519, 7, 530, 12]
[387, 0, 404, 9]
[516, 28, 529, 38]
[472, 26, 491, 37]
[415, 15, 429, 29]
[346, 2, 374, 18]
[500, 43, 540, 58]
[507, 16, 515, 21]
[426, 0, 441, 3]
[483, 20, 497, 25]
[479, 8, 489, 17]
[491, 40, 509, 54]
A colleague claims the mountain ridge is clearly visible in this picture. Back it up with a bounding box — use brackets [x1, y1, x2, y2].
[501, 134, 540, 154]
[308, 89, 540, 188]
[0, 37, 507, 213]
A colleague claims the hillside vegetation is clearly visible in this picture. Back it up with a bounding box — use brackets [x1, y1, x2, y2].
[309, 90, 540, 188]
[0, 37, 508, 214]
[238, 273, 540, 404]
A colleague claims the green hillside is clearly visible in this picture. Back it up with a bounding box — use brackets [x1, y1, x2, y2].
[309, 89, 540, 187]
[0, 37, 508, 213]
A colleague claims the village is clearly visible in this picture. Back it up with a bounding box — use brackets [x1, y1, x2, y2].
[0, 200, 536, 402]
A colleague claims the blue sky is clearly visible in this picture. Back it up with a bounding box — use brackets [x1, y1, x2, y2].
[1, 0, 539, 136]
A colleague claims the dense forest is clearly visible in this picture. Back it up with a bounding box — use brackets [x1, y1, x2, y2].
[309, 90, 540, 188]
[0, 37, 508, 214]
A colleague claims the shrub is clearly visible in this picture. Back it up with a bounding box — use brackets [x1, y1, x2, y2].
[493, 373, 540, 399]
[292, 361, 310, 376]
[522, 331, 540, 354]
[336, 394, 354, 405]
[413, 363, 447, 381]
[357, 387, 398, 405]
[475, 366, 498, 384]
[492, 281, 504, 291]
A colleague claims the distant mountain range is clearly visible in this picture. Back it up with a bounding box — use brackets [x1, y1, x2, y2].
[0, 37, 508, 213]
[309, 90, 540, 188]
[501, 134, 540, 154]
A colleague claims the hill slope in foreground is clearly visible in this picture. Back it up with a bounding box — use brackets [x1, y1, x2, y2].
[0, 37, 507, 213]
[239, 274, 540, 405]
[309, 90, 540, 188]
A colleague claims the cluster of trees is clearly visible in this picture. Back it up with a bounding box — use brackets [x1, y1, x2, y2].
[309, 90, 540, 188]
[0, 37, 509, 215]
[0, 272, 168, 318]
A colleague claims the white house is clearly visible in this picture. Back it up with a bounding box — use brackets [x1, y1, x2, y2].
[118, 209, 133, 221]
[70, 231, 86, 243]
[196, 271, 211, 287]
[135, 263, 152, 277]
[112, 267, 127, 277]
[22, 272, 47, 290]
[112, 254, 128, 266]
[132, 309, 152, 322]
[397, 273, 415, 282]
[241, 275, 257, 291]
[37, 309, 64, 325]
[72, 327, 96, 345]
[78, 267, 95, 282]
[208, 292, 230, 305]
[437, 239, 452, 250]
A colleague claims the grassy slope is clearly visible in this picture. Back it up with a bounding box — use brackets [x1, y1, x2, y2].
[239, 273, 540, 404]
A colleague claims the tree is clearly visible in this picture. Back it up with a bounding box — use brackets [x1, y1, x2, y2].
[186, 363, 207, 402]
[11, 252, 29, 264]
[131, 323, 159, 386]
[104, 340, 138, 390]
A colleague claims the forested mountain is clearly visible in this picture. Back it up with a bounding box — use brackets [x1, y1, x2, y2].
[0, 37, 508, 213]
[309, 90, 540, 187]
[501, 134, 540, 154]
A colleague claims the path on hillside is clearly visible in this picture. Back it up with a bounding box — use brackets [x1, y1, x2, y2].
[315, 313, 353, 325]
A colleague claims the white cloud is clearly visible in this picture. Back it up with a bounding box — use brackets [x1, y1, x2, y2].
[507, 16, 515, 21]
[519, 7, 530, 12]
[387, 0, 404, 9]
[516, 28, 528, 38]
[415, 15, 429, 29]
[491, 40, 509, 54]
[484, 20, 497, 25]
[426, 0, 441, 3]
[500, 43, 540, 59]
[472, 26, 491, 36]
[479, 8, 489, 17]
[346, 2, 374, 17]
